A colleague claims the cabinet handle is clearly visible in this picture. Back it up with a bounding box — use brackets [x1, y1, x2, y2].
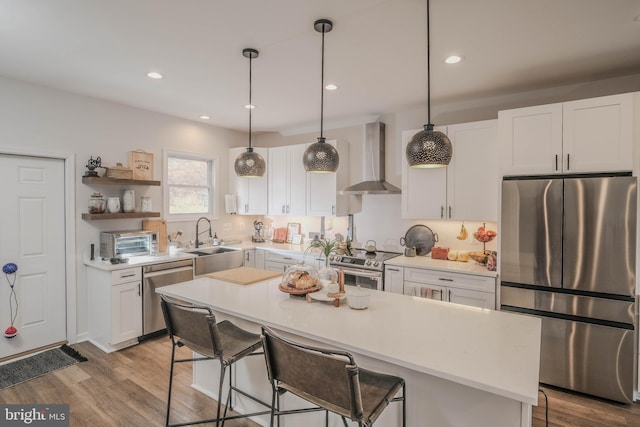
[448, 206, 452, 219]
[283, 257, 292, 260]
[440, 206, 444, 219]
[246, 252, 250, 261]
[137, 283, 141, 296]
[567, 153, 570, 170]
[448, 289, 452, 301]
[121, 273, 136, 278]
[245, 203, 249, 213]
[438, 277, 454, 282]
[287, 205, 290, 214]
[332, 205, 335, 215]
[555, 154, 558, 171]
[387, 268, 400, 272]
[282, 205, 285, 214]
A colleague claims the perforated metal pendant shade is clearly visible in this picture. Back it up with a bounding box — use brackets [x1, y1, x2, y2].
[234, 147, 266, 177]
[303, 19, 339, 173]
[406, 124, 452, 168]
[235, 47, 266, 178]
[303, 137, 339, 173]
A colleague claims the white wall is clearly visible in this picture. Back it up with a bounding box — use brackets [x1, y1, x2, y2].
[0, 75, 256, 339]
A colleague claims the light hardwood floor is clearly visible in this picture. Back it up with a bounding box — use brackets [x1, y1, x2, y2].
[1, 337, 640, 426]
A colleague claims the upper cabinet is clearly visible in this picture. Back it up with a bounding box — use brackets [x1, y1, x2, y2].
[229, 147, 269, 215]
[499, 93, 636, 176]
[268, 144, 307, 216]
[402, 120, 498, 221]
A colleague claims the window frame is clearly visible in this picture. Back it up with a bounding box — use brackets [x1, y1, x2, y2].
[163, 149, 219, 222]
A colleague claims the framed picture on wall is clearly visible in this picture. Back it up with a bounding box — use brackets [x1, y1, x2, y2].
[286, 223, 300, 243]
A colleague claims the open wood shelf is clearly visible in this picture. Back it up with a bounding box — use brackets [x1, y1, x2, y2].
[81, 212, 161, 220]
[82, 176, 161, 186]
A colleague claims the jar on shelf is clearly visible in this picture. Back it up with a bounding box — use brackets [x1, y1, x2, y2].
[140, 196, 152, 212]
[106, 197, 121, 213]
[88, 193, 106, 214]
[122, 189, 135, 212]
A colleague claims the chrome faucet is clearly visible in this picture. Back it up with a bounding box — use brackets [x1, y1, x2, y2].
[195, 217, 212, 248]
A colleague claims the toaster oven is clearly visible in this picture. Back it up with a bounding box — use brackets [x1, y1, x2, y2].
[100, 230, 158, 259]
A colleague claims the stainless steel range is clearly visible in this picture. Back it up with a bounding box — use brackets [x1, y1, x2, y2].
[328, 249, 400, 291]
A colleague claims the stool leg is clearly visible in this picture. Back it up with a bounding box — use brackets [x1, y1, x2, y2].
[216, 363, 227, 427]
[402, 383, 406, 427]
[165, 343, 177, 427]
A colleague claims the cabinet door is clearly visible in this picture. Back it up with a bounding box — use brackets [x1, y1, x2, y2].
[448, 288, 495, 309]
[243, 249, 255, 267]
[111, 281, 142, 345]
[401, 128, 447, 219]
[264, 261, 288, 273]
[268, 146, 289, 215]
[499, 103, 563, 175]
[562, 93, 633, 173]
[254, 250, 265, 270]
[447, 120, 498, 221]
[288, 144, 307, 215]
[384, 265, 404, 294]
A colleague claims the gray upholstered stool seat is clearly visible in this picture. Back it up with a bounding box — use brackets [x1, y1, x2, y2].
[161, 295, 271, 427]
[261, 325, 406, 427]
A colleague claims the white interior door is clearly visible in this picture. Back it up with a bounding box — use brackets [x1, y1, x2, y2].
[0, 154, 66, 359]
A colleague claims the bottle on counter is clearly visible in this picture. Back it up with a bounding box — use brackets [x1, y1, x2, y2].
[213, 232, 219, 246]
[338, 267, 345, 293]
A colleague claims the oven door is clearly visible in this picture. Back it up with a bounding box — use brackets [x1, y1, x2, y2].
[339, 267, 382, 291]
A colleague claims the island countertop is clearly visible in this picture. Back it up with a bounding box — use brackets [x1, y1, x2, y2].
[157, 276, 541, 406]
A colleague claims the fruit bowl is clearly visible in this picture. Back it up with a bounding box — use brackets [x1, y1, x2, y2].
[469, 251, 491, 265]
[473, 232, 496, 243]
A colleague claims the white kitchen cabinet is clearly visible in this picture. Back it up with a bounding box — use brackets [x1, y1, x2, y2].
[87, 266, 142, 352]
[268, 144, 307, 215]
[243, 249, 255, 267]
[402, 120, 498, 221]
[402, 267, 495, 309]
[228, 147, 269, 215]
[499, 92, 636, 175]
[254, 249, 265, 270]
[263, 250, 306, 273]
[305, 140, 351, 217]
[384, 265, 404, 294]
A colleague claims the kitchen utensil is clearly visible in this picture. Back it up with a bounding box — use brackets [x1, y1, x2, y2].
[404, 247, 416, 257]
[365, 240, 377, 253]
[401, 225, 438, 256]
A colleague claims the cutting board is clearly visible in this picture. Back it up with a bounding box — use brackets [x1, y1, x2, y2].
[143, 219, 167, 253]
[206, 267, 281, 285]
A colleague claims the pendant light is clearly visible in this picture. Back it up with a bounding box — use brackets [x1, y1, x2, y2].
[406, 0, 452, 168]
[234, 48, 266, 177]
[303, 19, 340, 173]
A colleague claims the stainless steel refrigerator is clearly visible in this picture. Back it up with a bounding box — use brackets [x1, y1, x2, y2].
[500, 174, 637, 403]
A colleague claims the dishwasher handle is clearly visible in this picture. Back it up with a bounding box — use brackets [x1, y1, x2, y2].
[143, 266, 193, 278]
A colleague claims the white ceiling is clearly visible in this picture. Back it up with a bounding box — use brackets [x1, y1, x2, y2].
[1, 0, 639, 134]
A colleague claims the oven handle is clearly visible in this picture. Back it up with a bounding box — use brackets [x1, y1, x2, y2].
[337, 267, 382, 279]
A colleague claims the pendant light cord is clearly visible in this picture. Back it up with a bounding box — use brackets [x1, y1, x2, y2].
[320, 23, 326, 139]
[426, 0, 431, 125]
[249, 52, 253, 149]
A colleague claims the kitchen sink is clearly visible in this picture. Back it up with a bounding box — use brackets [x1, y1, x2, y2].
[186, 246, 244, 276]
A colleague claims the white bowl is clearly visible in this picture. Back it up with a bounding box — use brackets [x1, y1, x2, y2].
[347, 287, 370, 310]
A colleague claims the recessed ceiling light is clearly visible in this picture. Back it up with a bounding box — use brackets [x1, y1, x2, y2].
[199, 115, 210, 120]
[146, 72, 163, 79]
[244, 104, 255, 109]
[325, 83, 338, 91]
[445, 55, 462, 64]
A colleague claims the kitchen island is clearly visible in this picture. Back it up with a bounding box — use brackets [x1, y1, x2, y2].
[157, 275, 541, 427]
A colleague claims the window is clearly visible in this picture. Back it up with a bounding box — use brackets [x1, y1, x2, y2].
[164, 151, 217, 220]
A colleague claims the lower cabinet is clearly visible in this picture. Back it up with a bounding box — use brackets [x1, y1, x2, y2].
[262, 249, 320, 273]
[87, 266, 142, 353]
[244, 249, 255, 267]
[399, 267, 496, 309]
[384, 265, 404, 294]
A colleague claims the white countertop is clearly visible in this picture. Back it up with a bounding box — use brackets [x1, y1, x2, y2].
[83, 251, 196, 271]
[156, 276, 540, 405]
[385, 255, 498, 277]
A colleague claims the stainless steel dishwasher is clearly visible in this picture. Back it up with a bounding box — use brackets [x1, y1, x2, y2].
[141, 259, 194, 339]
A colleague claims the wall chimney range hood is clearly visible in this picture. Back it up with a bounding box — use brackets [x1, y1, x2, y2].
[340, 122, 401, 195]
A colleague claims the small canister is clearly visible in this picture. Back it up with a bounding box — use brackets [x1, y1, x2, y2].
[404, 247, 416, 257]
[122, 189, 135, 213]
[88, 192, 106, 214]
[106, 197, 121, 213]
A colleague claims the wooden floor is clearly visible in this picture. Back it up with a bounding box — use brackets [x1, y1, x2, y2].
[1, 337, 640, 426]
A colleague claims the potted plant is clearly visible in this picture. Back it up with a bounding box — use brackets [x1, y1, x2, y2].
[306, 238, 339, 286]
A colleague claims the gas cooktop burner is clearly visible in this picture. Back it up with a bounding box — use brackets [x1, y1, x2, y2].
[328, 249, 401, 271]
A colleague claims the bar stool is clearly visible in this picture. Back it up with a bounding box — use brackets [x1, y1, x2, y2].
[261, 326, 406, 427]
[160, 295, 271, 427]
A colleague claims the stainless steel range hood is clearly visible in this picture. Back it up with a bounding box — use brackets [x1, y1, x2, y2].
[340, 122, 401, 195]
